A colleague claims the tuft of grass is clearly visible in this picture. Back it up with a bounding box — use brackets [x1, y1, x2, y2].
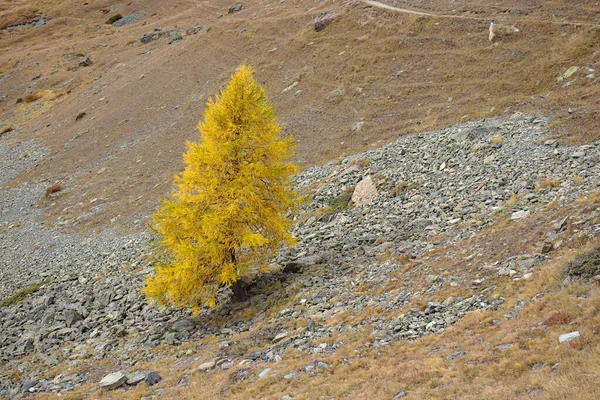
[538, 179, 560, 189]
[505, 193, 520, 206]
[106, 14, 122, 24]
[0, 281, 46, 307]
[1, 125, 14, 135]
[75, 112, 86, 121]
[573, 176, 584, 185]
[490, 135, 504, 145]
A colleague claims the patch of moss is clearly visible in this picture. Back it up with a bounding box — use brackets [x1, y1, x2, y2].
[106, 14, 122, 24]
[327, 190, 352, 211]
[0, 281, 46, 307]
[564, 246, 600, 279]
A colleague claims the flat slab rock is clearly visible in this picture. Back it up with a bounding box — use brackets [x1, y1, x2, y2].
[99, 371, 126, 390]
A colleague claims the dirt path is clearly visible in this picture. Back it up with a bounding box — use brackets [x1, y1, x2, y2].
[361, 0, 600, 27]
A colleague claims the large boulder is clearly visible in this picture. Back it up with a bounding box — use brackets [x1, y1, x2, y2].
[351, 176, 378, 206]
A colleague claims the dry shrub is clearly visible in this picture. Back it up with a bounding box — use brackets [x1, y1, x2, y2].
[24, 93, 44, 103]
[44, 183, 62, 198]
[538, 179, 560, 189]
[542, 311, 573, 327]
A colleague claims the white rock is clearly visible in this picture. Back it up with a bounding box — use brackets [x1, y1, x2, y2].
[558, 331, 580, 344]
[510, 210, 530, 220]
[282, 82, 298, 93]
[258, 368, 272, 378]
[99, 372, 126, 390]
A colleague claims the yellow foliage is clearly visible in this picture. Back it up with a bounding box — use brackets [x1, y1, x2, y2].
[144, 65, 300, 311]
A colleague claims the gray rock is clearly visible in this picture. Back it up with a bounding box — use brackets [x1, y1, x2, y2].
[197, 360, 216, 371]
[21, 379, 38, 392]
[78, 57, 92, 67]
[172, 318, 195, 332]
[63, 309, 83, 327]
[446, 351, 466, 360]
[228, 4, 243, 13]
[140, 33, 153, 43]
[34, 18, 47, 28]
[112, 12, 145, 27]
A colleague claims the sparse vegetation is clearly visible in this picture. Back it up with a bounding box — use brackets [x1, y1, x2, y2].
[538, 179, 560, 189]
[543, 311, 573, 327]
[25, 92, 44, 103]
[490, 134, 504, 145]
[106, 14, 122, 24]
[0, 281, 45, 307]
[564, 245, 600, 279]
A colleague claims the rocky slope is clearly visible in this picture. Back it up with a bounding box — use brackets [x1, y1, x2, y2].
[1, 113, 600, 397]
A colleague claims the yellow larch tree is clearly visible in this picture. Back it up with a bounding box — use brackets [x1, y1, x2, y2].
[144, 65, 300, 311]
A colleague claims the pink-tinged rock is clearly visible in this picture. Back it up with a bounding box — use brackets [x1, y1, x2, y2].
[352, 176, 378, 206]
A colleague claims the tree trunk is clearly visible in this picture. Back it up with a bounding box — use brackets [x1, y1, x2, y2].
[231, 280, 249, 303]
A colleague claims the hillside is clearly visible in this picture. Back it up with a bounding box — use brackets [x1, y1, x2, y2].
[1, 0, 600, 399]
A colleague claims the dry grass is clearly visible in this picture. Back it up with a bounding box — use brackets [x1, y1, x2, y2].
[538, 179, 560, 189]
[44, 183, 62, 198]
[24, 92, 44, 103]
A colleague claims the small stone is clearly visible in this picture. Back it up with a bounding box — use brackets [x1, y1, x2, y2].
[394, 392, 407, 399]
[99, 372, 127, 390]
[351, 121, 365, 132]
[282, 82, 298, 93]
[221, 362, 234, 370]
[34, 17, 47, 28]
[197, 361, 216, 371]
[284, 372, 296, 380]
[446, 351, 466, 360]
[558, 331, 580, 344]
[78, 57, 92, 67]
[258, 368, 271, 378]
[228, 4, 243, 13]
[496, 343, 513, 352]
[572, 150, 585, 158]
[63, 309, 83, 327]
[273, 331, 288, 343]
[172, 318, 195, 332]
[21, 379, 38, 393]
[282, 396, 293, 400]
[510, 210, 530, 220]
